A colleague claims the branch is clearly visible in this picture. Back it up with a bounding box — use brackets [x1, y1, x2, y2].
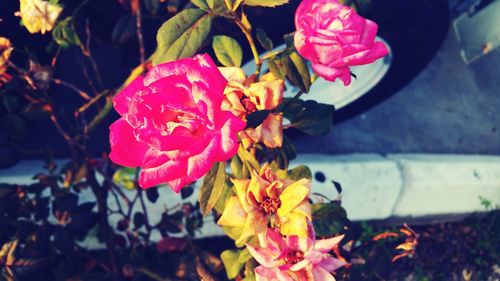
[52, 78, 92, 100]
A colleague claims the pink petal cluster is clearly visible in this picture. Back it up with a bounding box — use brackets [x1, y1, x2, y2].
[294, 0, 389, 86]
[109, 54, 246, 192]
[247, 224, 345, 281]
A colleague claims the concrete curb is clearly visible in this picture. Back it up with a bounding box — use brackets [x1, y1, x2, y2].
[1, 154, 499, 244]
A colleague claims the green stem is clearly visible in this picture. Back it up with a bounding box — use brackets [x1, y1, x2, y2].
[233, 18, 261, 75]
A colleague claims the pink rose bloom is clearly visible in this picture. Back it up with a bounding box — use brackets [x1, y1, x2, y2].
[294, 0, 389, 86]
[109, 54, 246, 192]
[247, 224, 346, 281]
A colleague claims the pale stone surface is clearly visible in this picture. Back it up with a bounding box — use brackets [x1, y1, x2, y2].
[387, 154, 500, 217]
[1, 154, 499, 245]
[295, 154, 403, 221]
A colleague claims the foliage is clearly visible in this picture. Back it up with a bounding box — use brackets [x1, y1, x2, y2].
[0, 0, 393, 280]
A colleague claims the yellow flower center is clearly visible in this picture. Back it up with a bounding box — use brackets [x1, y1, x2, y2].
[283, 250, 304, 265]
[258, 196, 281, 215]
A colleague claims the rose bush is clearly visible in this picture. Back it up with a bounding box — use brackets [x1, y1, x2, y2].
[294, 0, 389, 86]
[109, 54, 246, 192]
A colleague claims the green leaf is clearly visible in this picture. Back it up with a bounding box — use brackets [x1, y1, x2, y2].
[256, 28, 273, 51]
[312, 202, 348, 237]
[283, 51, 311, 93]
[112, 167, 138, 190]
[244, 0, 289, 7]
[284, 100, 335, 135]
[153, 8, 213, 64]
[224, 0, 244, 11]
[230, 154, 244, 179]
[212, 35, 243, 67]
[207, 0, 227, 10]
[272, 135, 296, 169]
[144, 0, 160, 15]
[199, 162, 226, 216]
[287, 165, 312, 181]
[191, 0, 209, 10]
[238, 248, 253, 263]
[237, 145, 260, 178]
[245, 109, 270, 129]
[193, 0, 226, 11]
[52, 17, 81, 48]
[214, 180, 233, 213]
[221, 249, 245, 279]
[268, 58, 286, 79]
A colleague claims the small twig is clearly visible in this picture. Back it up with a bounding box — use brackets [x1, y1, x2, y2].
[51, 46, 62, 67]
[52, 78, 92, 100]
[76, 90, 109, 115]
[78, 54, 99, 95]
[82, 19, 105, 90]
[50, 113, 73, 143]
[135, 3, 146, 64]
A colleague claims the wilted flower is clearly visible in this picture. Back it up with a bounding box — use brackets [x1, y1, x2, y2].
[109, 54, 245, 192]
[294, 0, 389, 86]
[15, 0, 63, 34]
[247, 225, 346, 281]
[0, 37, 13, 86]
[217, 164, 311, 244]
[219, 67, 284, 149]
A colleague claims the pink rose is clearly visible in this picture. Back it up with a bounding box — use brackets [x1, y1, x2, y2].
[294, 0, 389, 86]
[109, 54, 246, 192]
[247, 224, 346, 281]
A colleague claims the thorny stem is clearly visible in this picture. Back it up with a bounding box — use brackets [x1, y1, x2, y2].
[233, 17, 262, 75]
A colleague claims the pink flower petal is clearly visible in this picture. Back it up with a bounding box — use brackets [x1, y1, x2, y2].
[317, 256, 346, 272]
[216, 111, 246, 161]
[109, 119, 149, 167]
[246, 244, 281, 268]
[311, 63, 351, 85]
[113, 76, 145, 116]
[312, 267, 336, 281]
[314, 235, 344, 253]
[138, 148, 189, 191]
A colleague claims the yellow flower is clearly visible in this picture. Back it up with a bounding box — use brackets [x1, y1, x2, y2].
[217, 164, 311, 245]
[15, 0, 62, 34]
[219, 67, 284, 149]
[0, 37, 13, 86]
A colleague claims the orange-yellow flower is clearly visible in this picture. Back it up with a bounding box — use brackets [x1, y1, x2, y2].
[0, 37, 13, 86]
[219, 67, 284, 149]
[217, 164, 311, 245]
[15, 0, 62, 34]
